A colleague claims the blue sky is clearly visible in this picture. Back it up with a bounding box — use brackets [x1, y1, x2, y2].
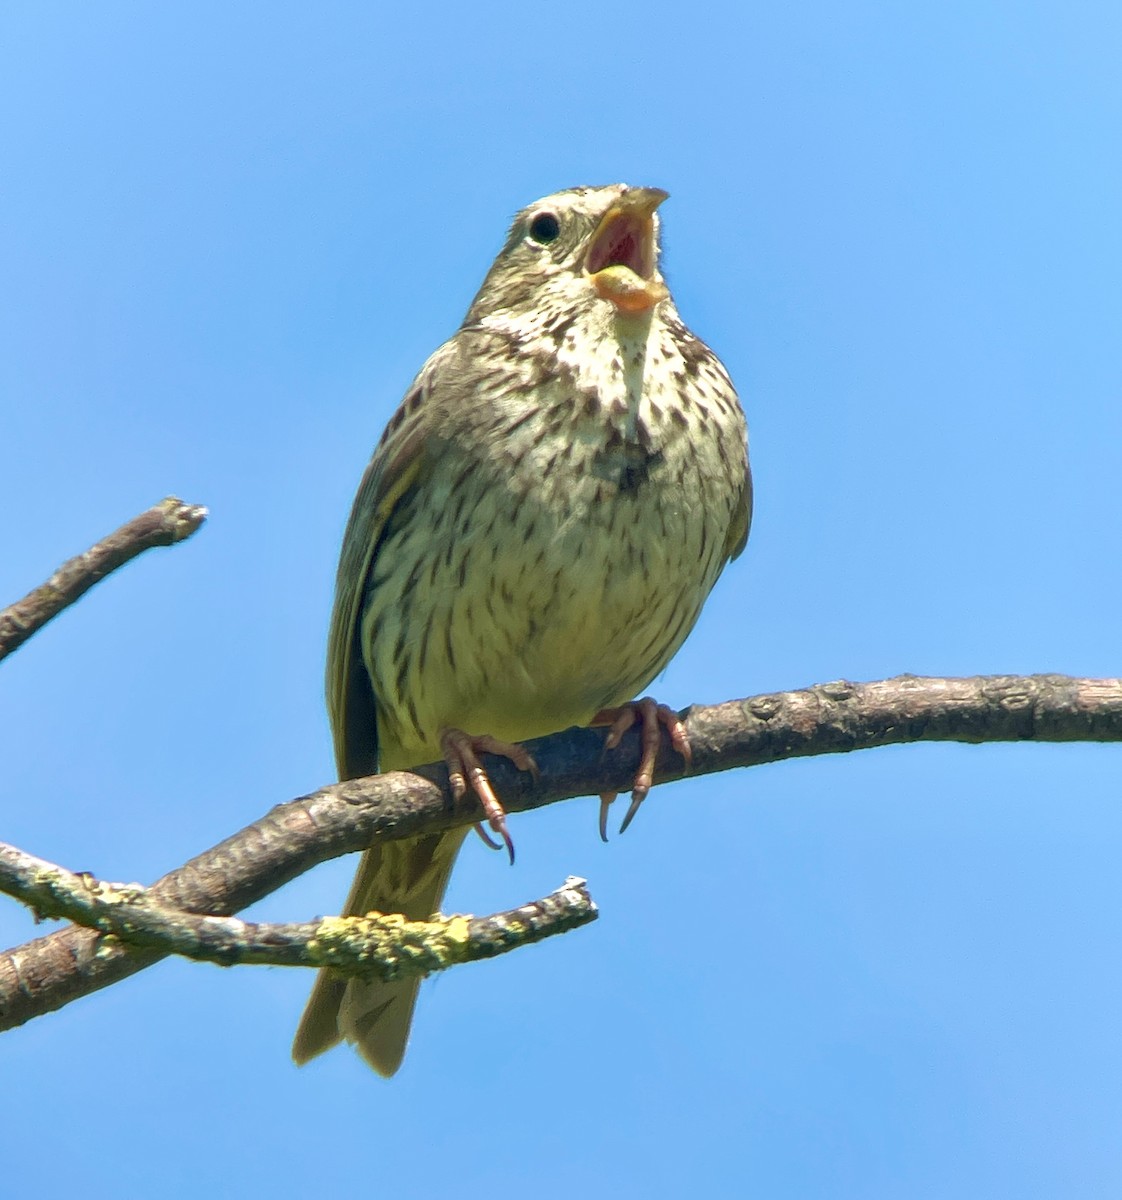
[2, 3, 1121, 1196]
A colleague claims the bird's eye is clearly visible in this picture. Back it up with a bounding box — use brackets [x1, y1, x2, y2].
[528, 212, 561, 244]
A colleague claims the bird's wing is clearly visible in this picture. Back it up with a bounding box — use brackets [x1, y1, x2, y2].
[326, 343, 455, 780]
[726, 455, 753, 562]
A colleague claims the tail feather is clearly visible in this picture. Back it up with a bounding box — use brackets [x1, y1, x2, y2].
[292, 830, 467, 1075]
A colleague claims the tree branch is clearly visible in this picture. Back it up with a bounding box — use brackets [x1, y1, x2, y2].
[0, 497, 207, 662]
[1, 672, 1118, 1034]
[0, 842, 595, 978]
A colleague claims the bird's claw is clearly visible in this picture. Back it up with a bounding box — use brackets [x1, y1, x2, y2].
[440, 728, 537, 865]
[472, 822, 504, 851]
[599, 792, 616, 843]
[593, 697, 692, 837]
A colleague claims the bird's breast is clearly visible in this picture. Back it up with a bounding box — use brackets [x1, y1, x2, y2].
[365, 316, 745, 767]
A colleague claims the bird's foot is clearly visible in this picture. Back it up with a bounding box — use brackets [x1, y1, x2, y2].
[592, 697, 692, 840]
[439, 728, 539, 865]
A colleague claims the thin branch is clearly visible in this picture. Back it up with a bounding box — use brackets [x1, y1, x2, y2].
[0, 843, 595, 979]
[0, 497, 207, 662]
[1, 673, 1120, 1033]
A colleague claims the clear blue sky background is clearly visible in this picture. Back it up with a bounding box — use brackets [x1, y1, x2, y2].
[2, 4, 1121, 1197]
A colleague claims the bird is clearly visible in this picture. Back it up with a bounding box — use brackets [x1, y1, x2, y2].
[292, 184, 752, 1076]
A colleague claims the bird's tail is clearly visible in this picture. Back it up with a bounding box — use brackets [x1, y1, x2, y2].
[291, 829, 467, 1076]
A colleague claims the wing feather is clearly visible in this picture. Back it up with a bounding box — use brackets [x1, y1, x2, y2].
[326, 348, 453, 780]
[726, 457, 753, 562]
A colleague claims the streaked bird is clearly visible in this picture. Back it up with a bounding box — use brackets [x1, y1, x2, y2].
[292, 184, 751, 1075]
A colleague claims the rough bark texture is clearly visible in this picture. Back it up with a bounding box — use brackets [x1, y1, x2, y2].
[0, 843, 595, 978]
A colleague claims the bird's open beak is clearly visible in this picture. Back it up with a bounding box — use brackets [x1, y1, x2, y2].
[585, 187, 670, 314]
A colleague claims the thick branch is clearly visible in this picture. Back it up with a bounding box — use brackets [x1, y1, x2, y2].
[0, 843, 595, 979]
[0, 497, 207, 662]
[1, 673, 1119, 1033]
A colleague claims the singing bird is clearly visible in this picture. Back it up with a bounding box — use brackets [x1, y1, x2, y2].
[292, 185, 752, 1075]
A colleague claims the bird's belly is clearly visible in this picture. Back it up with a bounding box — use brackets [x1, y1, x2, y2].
[365, 462, 725, 769]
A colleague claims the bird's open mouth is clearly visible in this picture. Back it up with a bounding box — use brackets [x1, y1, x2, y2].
[585, 187, 669, 313]
[587, 211, 656, 279]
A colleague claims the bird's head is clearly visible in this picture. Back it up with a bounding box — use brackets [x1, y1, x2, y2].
[464, 184, 670, 327]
